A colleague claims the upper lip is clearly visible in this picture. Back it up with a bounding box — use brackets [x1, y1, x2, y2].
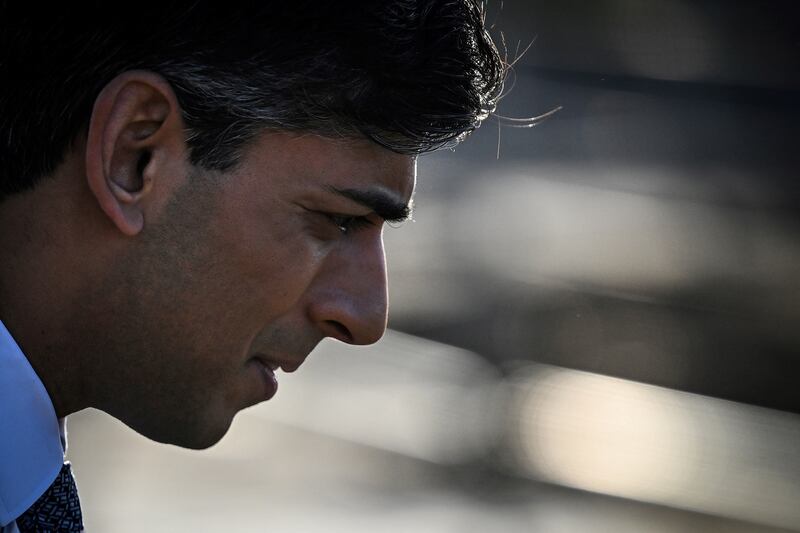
[253, 353, 304, 373]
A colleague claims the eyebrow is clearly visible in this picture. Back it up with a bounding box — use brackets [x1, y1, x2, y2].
[326, 186, 413, 223]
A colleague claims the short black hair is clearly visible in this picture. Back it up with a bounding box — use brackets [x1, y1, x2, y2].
[0, 1, 505, 199]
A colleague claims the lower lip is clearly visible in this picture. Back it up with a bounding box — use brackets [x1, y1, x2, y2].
[254, 361, 278, 401]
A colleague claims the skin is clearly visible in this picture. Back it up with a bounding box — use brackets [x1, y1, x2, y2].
[0, 71, 416, 449]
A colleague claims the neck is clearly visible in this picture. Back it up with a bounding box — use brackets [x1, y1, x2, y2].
[0, 176, 95, 418]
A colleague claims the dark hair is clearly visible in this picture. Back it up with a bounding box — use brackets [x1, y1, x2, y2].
[0, 1, 505, 199]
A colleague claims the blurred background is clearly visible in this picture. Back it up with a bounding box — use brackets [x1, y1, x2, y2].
[67, 1, 800, 531]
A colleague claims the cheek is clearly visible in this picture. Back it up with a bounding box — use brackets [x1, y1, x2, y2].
[211, 189, 331, 320]
[217, 222, 324, 318]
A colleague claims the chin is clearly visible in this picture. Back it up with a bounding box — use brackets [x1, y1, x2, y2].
[114, 409, 234, 450]
[166, 426, 230, 450]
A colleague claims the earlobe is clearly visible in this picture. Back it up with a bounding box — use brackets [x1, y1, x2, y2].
[85, 70, 184, 237]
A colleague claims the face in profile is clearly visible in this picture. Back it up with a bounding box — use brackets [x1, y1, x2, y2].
[88, 132, 416, 449]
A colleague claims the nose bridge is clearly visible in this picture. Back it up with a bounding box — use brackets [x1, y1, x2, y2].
[311, 232, 389, 345]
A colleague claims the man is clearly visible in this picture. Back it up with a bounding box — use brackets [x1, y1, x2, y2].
[0, 2, 504, 530]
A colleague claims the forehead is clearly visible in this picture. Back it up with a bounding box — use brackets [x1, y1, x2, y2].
[228, 131, 417, 202]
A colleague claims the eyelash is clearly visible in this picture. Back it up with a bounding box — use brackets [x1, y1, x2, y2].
[325, 214, 374, 234]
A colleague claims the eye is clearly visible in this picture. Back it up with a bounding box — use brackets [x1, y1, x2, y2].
[326, 214, 373, 234]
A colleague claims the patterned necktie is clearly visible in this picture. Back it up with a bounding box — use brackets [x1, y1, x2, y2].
[16, 462, 84, 533]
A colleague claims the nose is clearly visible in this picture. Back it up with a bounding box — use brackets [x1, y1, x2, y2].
[307, 233, 389, 345]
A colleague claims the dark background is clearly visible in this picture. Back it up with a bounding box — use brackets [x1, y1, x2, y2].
[390, 0, 800, 413]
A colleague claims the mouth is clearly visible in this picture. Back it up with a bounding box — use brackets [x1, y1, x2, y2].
[251, 358, 278, 401]
[252, 353, 305, 374]
[246, 351, 308, 403]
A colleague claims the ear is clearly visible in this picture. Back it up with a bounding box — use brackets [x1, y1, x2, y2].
[85, 70, 186, 236]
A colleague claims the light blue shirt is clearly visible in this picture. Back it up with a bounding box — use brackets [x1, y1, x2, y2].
[0, 319, 64, 532]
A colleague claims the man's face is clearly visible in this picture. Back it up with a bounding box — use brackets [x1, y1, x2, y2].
[88, 132, 415, 448]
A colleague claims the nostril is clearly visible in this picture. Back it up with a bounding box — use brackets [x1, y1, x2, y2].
[325, 320, 353, 344]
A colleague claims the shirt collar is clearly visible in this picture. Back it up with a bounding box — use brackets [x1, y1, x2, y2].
[0, 320, 64, 526]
